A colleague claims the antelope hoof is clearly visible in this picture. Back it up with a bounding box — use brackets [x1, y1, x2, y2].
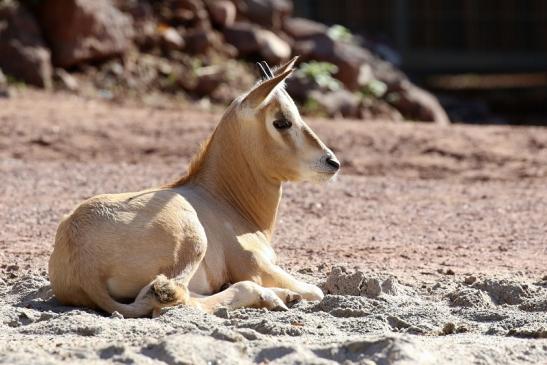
[260, 289, 288, 311]
[272, 304, 289, 312]
[286, 292, 303, 307]
[271, 288, 303, 307]
[302, 284, 324, 301]
[151, 275, 178, 304]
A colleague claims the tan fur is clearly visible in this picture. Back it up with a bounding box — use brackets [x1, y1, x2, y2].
[49, 58, 340, 317]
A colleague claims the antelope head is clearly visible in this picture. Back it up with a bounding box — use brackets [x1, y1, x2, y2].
[229, 57, 340, 183]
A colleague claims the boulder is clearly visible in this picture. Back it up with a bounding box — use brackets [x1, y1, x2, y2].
[35, 0, 134, 67]
[256, 29, 291, 64]
[309, 89, 361, 118]
[184, 29, 215, 54]
[206, 0, 236, 28]
[223, 23, 290, 63]
[360, 98, 403, 121]
[294, 35, 374, 91]
[388, 81, 450, 124]
[237, 0, 293, 30]
[0, 2, 52, 88]
[285, 74, 316, 101]
[283, 17, 328, 40]
[223, 22, 260, 55]
[168, 0, 210, 28]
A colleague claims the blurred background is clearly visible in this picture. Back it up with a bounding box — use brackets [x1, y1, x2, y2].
[1, 0, 546, 125]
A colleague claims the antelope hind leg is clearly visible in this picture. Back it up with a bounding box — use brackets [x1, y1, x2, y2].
[257, 263, 324, 301]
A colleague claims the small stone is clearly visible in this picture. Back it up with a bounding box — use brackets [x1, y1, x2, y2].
[442, 322, 455, 335]
[160, 27, 185, 50]
[214, 307, 230, 319]
[110, 311, 124, 319]
[6, 264, 19, 271]
[207, 0, 236, 28]
[446, 269, 455, 275]
[464, 275, 477, 285]
[54, 68, 79, 91]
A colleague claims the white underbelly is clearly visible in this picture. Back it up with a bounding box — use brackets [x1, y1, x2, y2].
[188, 265, 213, 295]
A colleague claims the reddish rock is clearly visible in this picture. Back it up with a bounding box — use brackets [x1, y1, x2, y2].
[283, 17, 328, 40]
[309, 89, 361, 118]
[35, 0, 134, 67]
[294, 34, 373, 91]
[0, 2, 52, 88]
[223, 22, 260, 55]
[184, 29, 214, 54]
[388, 81, 451, 124]
[237, 0, 292, 30]
[223, 22, 289, 63]
[206, 0, 236, 28]
[256, 29, 291, 64]
[169, 0, 210, 28]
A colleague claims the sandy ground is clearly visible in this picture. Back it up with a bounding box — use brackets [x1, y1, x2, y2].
[0, 90, 546, 364]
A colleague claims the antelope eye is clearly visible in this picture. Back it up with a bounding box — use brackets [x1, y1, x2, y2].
[273, 118, 292, 130]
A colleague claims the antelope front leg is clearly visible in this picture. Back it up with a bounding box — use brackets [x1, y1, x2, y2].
[192, 281, 290, 313]
[258, 263, 324, 301]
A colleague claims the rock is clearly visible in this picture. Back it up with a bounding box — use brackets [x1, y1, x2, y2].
[294, 35, 375, 91]
[360, 97, 403, 121]
[159, 26, 185, 50]
[283, 17, 328, 40]
[256, 29, 291, 64]
[387, 81, 451, 124]
[191, 66, 225, 96]
[293, 31, 429, 120]
[35, 0, 134, 67]
[54, 68, 79, 91]
[223, 22, 260, 56]
[206, 0, 236, 28]
[285, 75, 316, 101]
[0, 2, 52, 88]
[223, 23, 289, 63]
[184, 29, 214, 54]
[237, 0, 292, 30]
[0, 68, 8, 97]
[309, 89, 360, 118]
[169, 0, 210, 27]
[464, 276, 477, 285]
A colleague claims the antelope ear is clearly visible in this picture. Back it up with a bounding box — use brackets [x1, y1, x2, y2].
[243, 68, 294, 109]
[274, 56, 299, 76]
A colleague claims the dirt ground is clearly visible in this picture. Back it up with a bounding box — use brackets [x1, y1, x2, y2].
[0, 90, 546, 364]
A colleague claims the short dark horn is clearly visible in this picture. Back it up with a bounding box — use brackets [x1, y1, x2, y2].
[260, 61, 275, 79]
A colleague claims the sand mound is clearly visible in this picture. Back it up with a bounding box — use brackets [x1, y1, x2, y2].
[0, 269, 546, 364]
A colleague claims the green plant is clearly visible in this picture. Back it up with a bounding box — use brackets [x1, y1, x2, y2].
[361, 79, 388, 99]
[327, 25, 354, 43]
[302, 96, 328, 117]
[296, 61, 342, 92]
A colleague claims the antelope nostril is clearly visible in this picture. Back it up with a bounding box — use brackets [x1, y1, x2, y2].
[326, 156, 340, 170]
